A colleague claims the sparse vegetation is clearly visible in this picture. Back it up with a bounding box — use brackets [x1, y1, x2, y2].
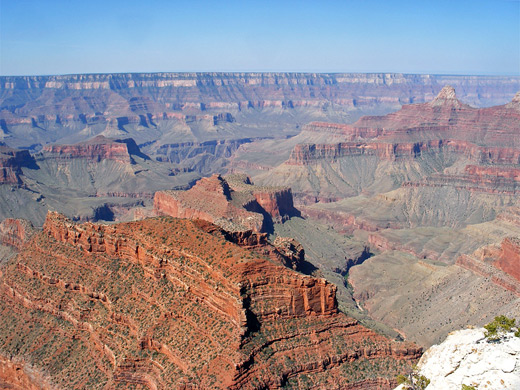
[396, 367, 430, 390]
[484, 315, 519, 341]
[461, 385, 477, 390]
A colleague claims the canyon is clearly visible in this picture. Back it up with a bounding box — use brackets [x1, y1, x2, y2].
[1, 72, 520, 388]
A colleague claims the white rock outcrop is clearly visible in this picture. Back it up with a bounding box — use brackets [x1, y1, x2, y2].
[394, 328, 520, 390]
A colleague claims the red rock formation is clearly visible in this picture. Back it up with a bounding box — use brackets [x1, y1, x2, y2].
[0, 355, 49, 390]
[194, 219, 304, 270]
[0, 212, 420, 389]
[42, 135, 139, 164]
[456, 238, 520, 295]
[0, 218, 36, 250]
[286, 87, 520, 197]
[495, 237, 520, 282]
[154, 174, 298, 232]
[0, 143, 35, 184]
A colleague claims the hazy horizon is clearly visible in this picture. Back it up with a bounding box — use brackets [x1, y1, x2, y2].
[1, 0, 519, 77]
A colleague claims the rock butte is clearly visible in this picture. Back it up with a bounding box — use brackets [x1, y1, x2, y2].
[154, 174, 299, 233]
[0, 212, 420, 389]
[42, 135, 146, 164]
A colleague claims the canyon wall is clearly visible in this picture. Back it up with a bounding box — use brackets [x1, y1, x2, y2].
[0, 143, 36, 184]
[0, 212, 421, 389]
[1, 73, 518, 154]
[42, 135, 138, 164]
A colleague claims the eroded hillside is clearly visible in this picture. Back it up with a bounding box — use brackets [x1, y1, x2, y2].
[0, 213, 420, 389]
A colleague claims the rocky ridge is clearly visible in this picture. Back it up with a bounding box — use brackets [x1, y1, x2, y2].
[154, 174, 298, 233]
[0, 212, 421, 389]
[248, 86, 520, 348]
[42, 135, 146, 164]
[1, 73, 518, 157]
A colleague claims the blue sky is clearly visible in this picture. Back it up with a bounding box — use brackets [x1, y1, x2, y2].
[1, 0, 519, 76]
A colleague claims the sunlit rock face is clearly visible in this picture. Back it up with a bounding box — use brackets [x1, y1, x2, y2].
[0, 212, 421, 389]
[395, 328, 520, 390]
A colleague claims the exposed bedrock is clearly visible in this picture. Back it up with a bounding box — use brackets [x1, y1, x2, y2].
[0, 212, 421, 389]
[0, 218, 36, 250]
[2, 74, 518, 154]
[456, 237, 520, 295]
[0, 143, 37, 184]
[154, 174, 299, 233]
[42, 135, 147, 164]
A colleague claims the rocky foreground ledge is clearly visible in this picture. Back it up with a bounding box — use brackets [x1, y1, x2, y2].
[395, 328, 520, 390]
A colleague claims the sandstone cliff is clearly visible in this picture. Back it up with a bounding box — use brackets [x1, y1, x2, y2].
[0, 212, 420, 389]
[154, 174, 298, 233]
[42, 135, 146, 164]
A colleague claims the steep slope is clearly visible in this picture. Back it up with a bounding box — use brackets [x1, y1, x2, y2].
[258, 87, 520, 202]
[0, 212, 420, 389]
[244, 87, 520, 347]
[0, 142, 37, 185]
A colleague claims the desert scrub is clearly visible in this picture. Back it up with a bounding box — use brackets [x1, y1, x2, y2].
[396, 367, 430, 390]
[484, 315, 519, 341]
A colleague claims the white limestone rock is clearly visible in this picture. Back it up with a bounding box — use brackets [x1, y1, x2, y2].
[394, 328, 520, 390]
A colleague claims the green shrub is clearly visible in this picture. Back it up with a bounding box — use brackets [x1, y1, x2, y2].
[396, 370, 430, 390]
[461, 385, 476, 390]
[484, 315, 517, 341]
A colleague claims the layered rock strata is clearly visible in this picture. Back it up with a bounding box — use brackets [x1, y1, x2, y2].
[0, 218, 36, 250]
[0, 212, 420, 389]
[42, 135, 145, 164]
[1, 73, 518, 155]
[0, 143, 36, 184]
[456, 237, 520, 295]
[154, 174, 298, 233]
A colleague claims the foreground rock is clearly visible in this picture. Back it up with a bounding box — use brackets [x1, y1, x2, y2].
[0, 212, 420, 389]
[395, 328, 520, 390]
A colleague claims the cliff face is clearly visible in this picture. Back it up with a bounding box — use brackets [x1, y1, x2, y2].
[42, 135, 142, 164]
[154, 174, 298, 233]
[0, 218, 35, 250]
[456, 237, 520, 295]
[496, 237, 520, 282]
[0, 212, 420, 389]
[282, 87, 520, 197]
[1, 73, 518, 154]
[0, 144, 36, 184]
